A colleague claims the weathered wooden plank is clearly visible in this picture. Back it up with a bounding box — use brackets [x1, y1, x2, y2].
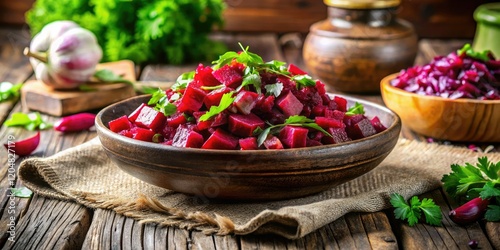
[390, 189, 493, 250]
[213, 234, 240, 250]
[191, 231, 216, 250]
[360, 212, 398, 250]
[167, 226, 190, 249]
[344, 213, 372, 249]
[3, 195, 90, 250]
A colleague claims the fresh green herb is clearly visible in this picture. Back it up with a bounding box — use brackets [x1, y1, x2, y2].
[441, 157, 500, 221]
[201, 85, 224, 91]
[0, 82, 23, 102]
[148, 89, 177, 116]
[10, 187, 33, 198]
[291, 75, 316, 89]
[199, 92, 235, 121]
[264, 83, 283, 97]
[345, 102, 365, 116]
[457, 43, 491, 61]
[390, 193, 442, 226]
[172, 71, 195, 91]
[238, 72, 262, 94]
[255, 115, 332, 146]
[93, 69, 133, 85]
[5, 112, 52, 130]
[26, 0, 226, 64]
[212, 44, 316, 90]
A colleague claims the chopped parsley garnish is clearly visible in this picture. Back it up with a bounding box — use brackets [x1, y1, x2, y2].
[390, 193, 442, 226]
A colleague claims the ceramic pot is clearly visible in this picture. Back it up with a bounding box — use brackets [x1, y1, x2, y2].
[473, 3, 500, 58]
[303, 0, 418, 93]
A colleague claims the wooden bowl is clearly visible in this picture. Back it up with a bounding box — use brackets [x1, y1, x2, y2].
[381, 73, 500, 142]
[95, 95, 401, 201]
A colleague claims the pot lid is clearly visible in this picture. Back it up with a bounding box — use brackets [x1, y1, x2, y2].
[324, 0, 400, 9]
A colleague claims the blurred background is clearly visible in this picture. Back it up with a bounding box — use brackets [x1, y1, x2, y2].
[0, 0, 497, 39]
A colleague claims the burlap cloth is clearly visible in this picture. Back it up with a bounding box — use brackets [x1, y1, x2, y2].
[18, 137, 499, 239]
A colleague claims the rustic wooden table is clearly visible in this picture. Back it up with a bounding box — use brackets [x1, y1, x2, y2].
[1, 28, 499, 249]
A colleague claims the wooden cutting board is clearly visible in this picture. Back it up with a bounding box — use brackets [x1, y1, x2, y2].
[21, 60, 136, 116]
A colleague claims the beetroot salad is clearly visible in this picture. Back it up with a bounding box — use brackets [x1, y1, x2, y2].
[108, 44, 387, 150]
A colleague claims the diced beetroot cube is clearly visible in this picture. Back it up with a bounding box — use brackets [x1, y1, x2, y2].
[333, 96, 347, 112]
[201, 128, 239, 150]
[130, 127, 156, 142]
[128, 103, 146, 122]
[194, 64, 221, 87]
[312, 105, 325, 116]
[172, 125, 204, 148]
[203, 86, 233, 108]
[276, 91, 304, 117]
[279, 125, 308, 148]
[135, 106, 166, 131]
[212, 65, 243, 89]
[177, 85, 206, 113]
[161, 125, 176, 141]
[228, 113, 265, 137]
[371, 116, 387, 133]
[211, 112, 228, 127]
[343, 114, 365, 127]
[315, 117, 345, 129]
[322, 127, 352, 145]
[325, 109, 345, 120]
[263, 108, 286, 125]
[255, 95, 275, 114]
[230, 61, 246, 75]
[288, 63, 308, 75]
[306, 138, 323, 147]
[239, 137, 258, 150]
[166, 112, 187, 129]
[263, 136, 284, 149]
[109, 115, 133, 133]
[315, 80, 327, 95]
[233, 90, 259, 115]
[346, 118, 377, 139]
[193, 111, 212, 131]
[119, 129, 133, 138]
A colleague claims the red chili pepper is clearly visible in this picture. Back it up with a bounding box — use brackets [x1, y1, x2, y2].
[54, 113, 96, 132]
[449, 197, 490, 225]
[3, 132, 40, 156]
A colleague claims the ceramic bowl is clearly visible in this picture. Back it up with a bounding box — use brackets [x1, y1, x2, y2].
[381, 73, 500, 142]
[95, 95, 401, 201]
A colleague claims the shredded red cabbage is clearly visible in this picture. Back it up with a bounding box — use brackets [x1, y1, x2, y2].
[390, 45, 500, 100]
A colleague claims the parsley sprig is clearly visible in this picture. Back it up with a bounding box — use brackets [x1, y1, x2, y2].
[5, 112, 52, 131]
[457, 43, 491, 62]
[199, 92, 235, 122]
[345, 102, 365, 116]
[148, 89, 177, 116]
[254, 115, 332, 146]
[390, 193, 442, 226]
[0, 82, 22, 102]
[441, 157, 500, 221]
[212, 43, 316, 90]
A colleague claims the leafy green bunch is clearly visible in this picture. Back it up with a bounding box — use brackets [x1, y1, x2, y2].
[442, 157, 500, 221]
[26, 0, 227, 65]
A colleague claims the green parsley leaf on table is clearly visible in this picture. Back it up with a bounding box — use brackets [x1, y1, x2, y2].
[0, 82, 22, 102]
[5, 112, 52, 131]
[390, 193, 442, 226]
[441, 157, 500, 222]
[10, 187, 33, 198]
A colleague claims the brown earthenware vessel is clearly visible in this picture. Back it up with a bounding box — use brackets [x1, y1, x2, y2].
[96, 95, 401, 201]
[303, 0, 418, 93]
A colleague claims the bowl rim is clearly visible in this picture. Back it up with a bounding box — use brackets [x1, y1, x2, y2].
[95, 93, 401, 156]
[381, 73, 500, 104]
